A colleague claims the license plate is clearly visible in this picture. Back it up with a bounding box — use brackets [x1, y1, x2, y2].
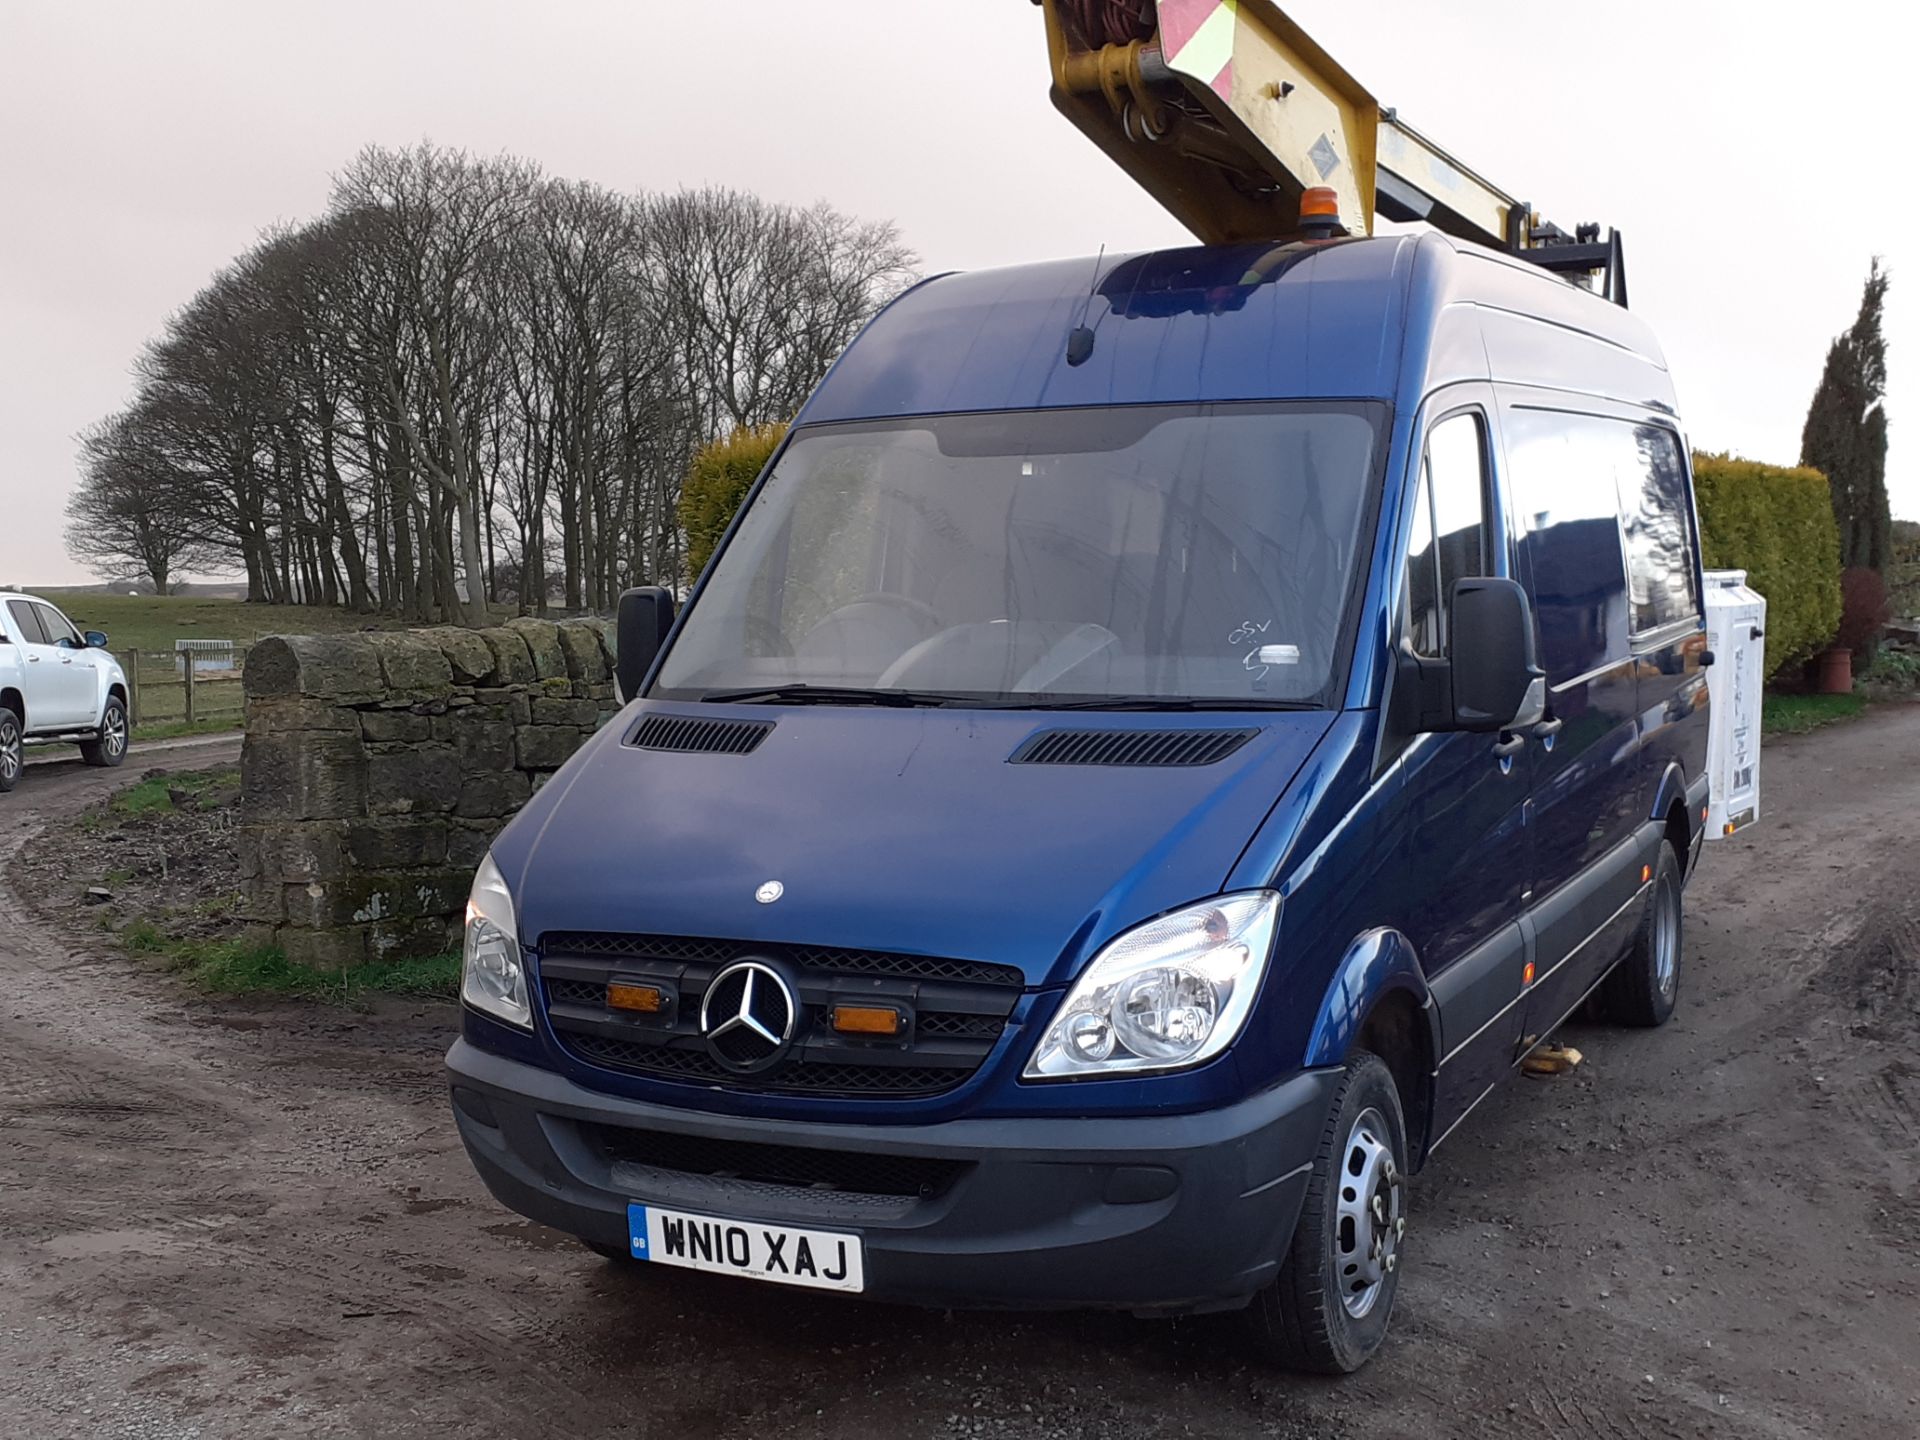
[627, 1203, 865, 1293]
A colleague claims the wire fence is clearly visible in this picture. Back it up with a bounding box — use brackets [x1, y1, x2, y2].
[122, 646, 250, 730]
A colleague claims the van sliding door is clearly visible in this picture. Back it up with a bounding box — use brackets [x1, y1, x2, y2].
[1504, 405, 1663, 1040]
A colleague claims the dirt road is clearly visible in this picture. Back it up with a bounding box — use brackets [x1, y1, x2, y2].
[3, 715, 1917, 1440]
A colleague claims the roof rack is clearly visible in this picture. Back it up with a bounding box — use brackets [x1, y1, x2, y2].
[1037, 0, 1628, 306]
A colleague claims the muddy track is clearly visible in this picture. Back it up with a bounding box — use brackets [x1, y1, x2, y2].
[2, 717, 1918, 1439]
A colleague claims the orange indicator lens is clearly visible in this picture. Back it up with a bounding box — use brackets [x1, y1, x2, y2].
[832, 1005, 903, 1036]
[1522, 961, 1536, 986]
[607, 982, 665, 1013]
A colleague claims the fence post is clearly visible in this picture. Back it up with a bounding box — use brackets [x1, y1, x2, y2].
[121, 652, 139, 726]
[184, 661, 196, 726]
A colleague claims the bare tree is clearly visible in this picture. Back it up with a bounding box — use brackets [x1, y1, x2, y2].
[66, 410, 208, 595]
[63, 145, 918, 621]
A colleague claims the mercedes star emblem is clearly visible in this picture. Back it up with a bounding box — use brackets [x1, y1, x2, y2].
[755, 880, 784, 904]
[699, 959, 798, 1072]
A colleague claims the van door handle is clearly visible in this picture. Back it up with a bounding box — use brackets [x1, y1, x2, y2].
[1491, 732, 1527, 760]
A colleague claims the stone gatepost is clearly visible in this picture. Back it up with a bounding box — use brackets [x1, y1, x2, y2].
[238, 618, 618, 971]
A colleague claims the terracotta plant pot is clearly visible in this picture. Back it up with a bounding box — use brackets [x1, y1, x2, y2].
[1817, 646, 1854, 695]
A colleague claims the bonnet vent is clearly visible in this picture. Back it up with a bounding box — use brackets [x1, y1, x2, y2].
[1009, 728, 1258, 768]
[629, 713, 773, 756]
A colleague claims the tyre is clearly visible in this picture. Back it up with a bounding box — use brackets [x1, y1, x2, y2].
[580, 1237, 636, 1264]
[1246, 1050, 1408, 1373]
[0, 707, 20, 793]
[1596, 840, 1682, 1028]
[80, 696, 128, 768]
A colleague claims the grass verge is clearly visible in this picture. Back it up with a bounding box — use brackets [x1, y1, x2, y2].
[133, 716, 245, 742]
[110, 767, 238, 816]
[1762, 691, 1867, 735]
[121, 920, 461, 1002]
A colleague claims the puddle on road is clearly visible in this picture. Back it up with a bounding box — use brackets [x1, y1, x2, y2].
[481, 1219, 577, 1252]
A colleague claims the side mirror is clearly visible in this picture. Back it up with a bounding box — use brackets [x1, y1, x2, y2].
[614, 586, 676, 702]
[1448, 577, 1545, 732]
[84, 630, 109, 649]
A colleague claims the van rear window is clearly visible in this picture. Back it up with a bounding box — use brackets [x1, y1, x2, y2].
[1617, 428, 1701, 633]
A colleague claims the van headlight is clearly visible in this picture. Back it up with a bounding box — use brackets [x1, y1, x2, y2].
[462, 853, 530, 1030]
[1024, 892, 1279, 1079]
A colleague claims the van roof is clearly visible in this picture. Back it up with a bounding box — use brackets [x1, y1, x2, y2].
[800, 231, 1675, 427]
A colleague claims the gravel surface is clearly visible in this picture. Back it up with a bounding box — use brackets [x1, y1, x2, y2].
[2, 715, 1917, 1439]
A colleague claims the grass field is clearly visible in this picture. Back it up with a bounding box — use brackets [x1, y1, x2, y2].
[33, 593, 413, 656]
[11, 595, 427, 732]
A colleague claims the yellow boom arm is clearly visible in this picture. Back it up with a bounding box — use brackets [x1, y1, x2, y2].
[1040, 0, 1621, 298]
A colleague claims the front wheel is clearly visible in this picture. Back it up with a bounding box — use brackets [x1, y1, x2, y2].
[0, 708, 21, 792]
[80, 697, 128, 768]
[1596, 840, 1683, 1027]
[1246, 1051, 1408, 1373]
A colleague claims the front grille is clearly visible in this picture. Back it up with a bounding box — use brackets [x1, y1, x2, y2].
[570, 1033, 976, 1096]
[546, 977, 607, 1007]
[584, 1124, 968, 1199]
[546, 932, 1021, 989]
[539, 933, 1023, 1099]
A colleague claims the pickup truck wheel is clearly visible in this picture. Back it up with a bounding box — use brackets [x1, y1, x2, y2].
[1245, 1050, 1407, 1373]
[1596, 841, 1682, 1027]
[80, 698, 128, 768]
[0, 709, 21, 792]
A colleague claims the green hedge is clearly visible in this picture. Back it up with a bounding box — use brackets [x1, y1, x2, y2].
[677, 422, 788, 583]
[1692, 453, 1841, 676]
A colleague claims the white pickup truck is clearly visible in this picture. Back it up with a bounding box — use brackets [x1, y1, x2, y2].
[0, 592, 130, 791]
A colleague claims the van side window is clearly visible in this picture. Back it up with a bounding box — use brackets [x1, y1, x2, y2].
[1505, 409, 1632, 683]
[1403, 412, 1488, 660]
[1618, 427, 1701, 632]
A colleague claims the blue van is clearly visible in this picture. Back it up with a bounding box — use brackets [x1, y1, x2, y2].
[447, 230, 1711, 1372]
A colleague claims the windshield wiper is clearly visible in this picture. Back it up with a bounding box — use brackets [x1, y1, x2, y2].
[975, 694, 1322, 712]
[698, 684, 960, 708]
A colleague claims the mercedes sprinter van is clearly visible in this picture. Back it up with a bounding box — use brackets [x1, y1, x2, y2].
[448, 230, 1711, 1371]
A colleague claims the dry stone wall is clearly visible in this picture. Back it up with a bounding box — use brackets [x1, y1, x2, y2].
[239, 618, 618, 971]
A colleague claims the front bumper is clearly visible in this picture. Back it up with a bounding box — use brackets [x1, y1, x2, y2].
[447, 1038, 1337, 1314]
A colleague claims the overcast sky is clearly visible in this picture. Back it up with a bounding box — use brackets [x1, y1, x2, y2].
[2, 0, 1910, 588]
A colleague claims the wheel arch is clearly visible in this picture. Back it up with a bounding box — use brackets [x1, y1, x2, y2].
[1649, 762, 1695, 834]
[1303, 928, 1440, 1168]
[0, 686, 23, 725]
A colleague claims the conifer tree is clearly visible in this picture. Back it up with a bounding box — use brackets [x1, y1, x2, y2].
[1801, 260, 1891, 570]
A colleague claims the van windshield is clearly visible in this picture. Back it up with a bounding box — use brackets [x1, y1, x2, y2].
[651, 402, 1386, 709]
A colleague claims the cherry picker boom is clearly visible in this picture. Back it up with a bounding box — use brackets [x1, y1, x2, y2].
[1038, 0, 1627, 304]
